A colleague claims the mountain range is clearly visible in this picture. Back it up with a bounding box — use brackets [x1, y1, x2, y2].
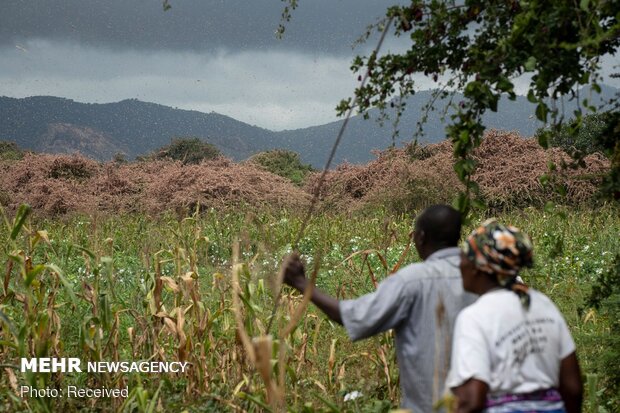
[1, 86, 617, 167]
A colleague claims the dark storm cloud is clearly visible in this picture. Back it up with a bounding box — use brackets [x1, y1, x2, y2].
[3, 0, 616, 131]
[0, 41, 360, 129]
[1, 0, 397, 54]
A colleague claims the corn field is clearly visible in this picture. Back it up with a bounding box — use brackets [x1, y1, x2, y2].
[0, 205, 618, 412]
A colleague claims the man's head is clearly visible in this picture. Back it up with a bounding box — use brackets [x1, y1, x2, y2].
[413, 205, 462, 260]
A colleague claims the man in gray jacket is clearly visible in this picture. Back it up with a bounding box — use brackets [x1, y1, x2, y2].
[283, 204, 477, 412]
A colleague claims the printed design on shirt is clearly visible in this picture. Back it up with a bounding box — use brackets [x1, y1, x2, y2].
[494, 317, 555, 367]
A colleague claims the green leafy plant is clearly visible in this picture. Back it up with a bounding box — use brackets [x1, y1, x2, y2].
[151, 137, 222, 165]
[541, 113, 609, 156]
[0, 141, 25, 161]
[584, 253, 620, 407]
[249, 150, 314, 185]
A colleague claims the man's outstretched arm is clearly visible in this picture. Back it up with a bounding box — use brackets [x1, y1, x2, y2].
[283, 253, 342, 325]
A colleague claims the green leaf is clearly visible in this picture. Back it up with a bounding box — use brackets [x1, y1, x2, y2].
[10, 204, 31, 241]
[239, 392, 273, 412]
[472, 198, 486, 210]
[313, 392, 340, 412]
[71, 244, 96, 260]
[0, 340, 17, 349]
[489, 94, 499, 112]
[497, 78, 513, 92]
[454, 192, 469, 215]
[524, 56, 537, 71]
[453, 161, 466, 180]
[45, 264, 77, 306]
[536, 103, 548, 122]
[24, 264, 46, 287]
[146, 382, 163, 413]
[527, 89, 537, 103]
[579, 0, 590, 10]
[538, 130, 550, 149]
[453, 139, 463, 156]
[0, 308, 18, 338]
[463, 159, 476, 174]
[467, 179, 480, 194]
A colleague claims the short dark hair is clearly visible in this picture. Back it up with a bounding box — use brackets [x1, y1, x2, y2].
[415, 205, 462, 247]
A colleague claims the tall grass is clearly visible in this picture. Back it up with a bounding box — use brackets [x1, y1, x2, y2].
[0, 205, 618, 412]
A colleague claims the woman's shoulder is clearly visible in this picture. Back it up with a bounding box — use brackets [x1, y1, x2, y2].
[458, 289, 527, 321]
[473, 288, 516, 307]
[528, 288, 565, 315]
[457, 290, 512, 320]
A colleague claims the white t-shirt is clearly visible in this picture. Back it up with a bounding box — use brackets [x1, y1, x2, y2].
[447, 289, 576, 395]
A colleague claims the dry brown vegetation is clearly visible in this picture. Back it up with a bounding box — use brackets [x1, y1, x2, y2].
[307, 130, 610, 212]
[0, 155, 311, 216]
[0, 131, 610, 217]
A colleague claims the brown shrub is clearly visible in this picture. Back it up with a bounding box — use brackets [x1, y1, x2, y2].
[140, 159, 310, 215]
[307, 130, 610, 213]
[0, 154, 310, 217]
[472, 130, 609, 208]
[0, 132, 609, 217]
[0, 154, 99, 215]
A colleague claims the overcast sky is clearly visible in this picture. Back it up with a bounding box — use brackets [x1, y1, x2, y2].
[1, 1, 618, 130]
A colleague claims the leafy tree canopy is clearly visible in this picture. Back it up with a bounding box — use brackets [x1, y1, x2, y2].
[542, 113, 610, 157]
[151, 137, 222, 165]
[283, 0, 620, 212]
[249, 149, 313, 185]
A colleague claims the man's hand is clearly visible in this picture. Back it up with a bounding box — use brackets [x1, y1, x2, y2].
[283, 253, 307, 292]
[281, 252, 343, 324]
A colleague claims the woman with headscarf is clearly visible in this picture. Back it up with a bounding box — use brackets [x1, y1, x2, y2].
[447, 219, 583, 413]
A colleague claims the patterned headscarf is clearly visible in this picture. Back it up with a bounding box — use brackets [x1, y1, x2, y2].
[463, 219, 533, 309]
